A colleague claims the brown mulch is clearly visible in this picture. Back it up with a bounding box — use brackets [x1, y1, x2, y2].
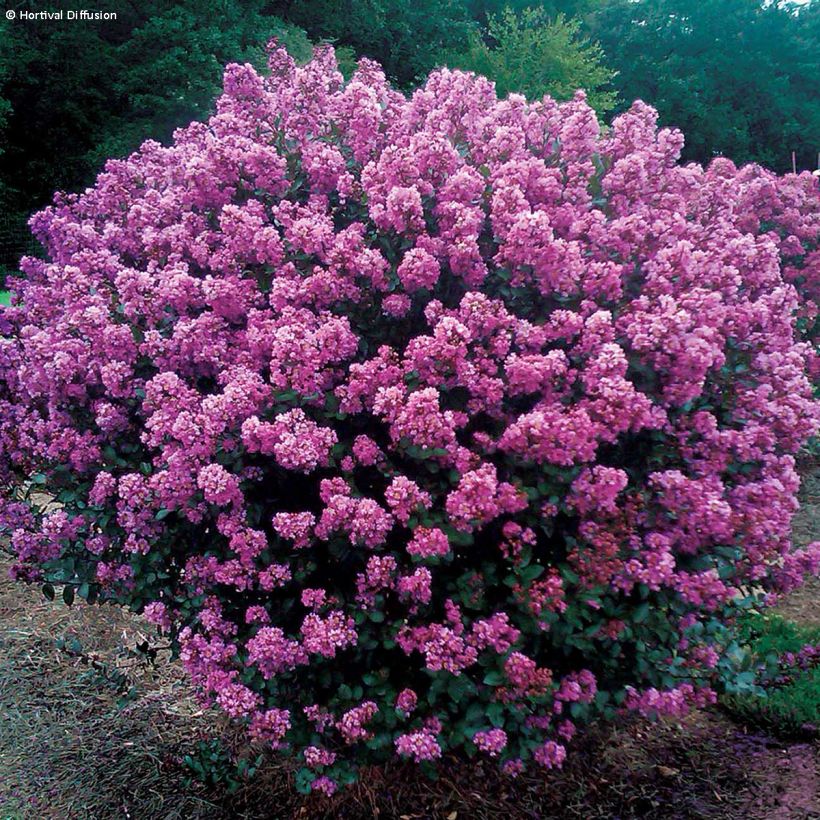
[775, 457, 820, 629]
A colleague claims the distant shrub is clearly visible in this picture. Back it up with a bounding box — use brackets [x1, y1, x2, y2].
[722, 614, 820, 738]
[1, 44, 818, 792]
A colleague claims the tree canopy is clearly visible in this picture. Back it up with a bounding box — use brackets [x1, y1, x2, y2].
[591, 0, 820, 172]
[267, 0, 474, 87]
[442, 7, 616, 113]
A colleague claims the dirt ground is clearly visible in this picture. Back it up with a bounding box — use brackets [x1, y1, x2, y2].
[775, 458, 820, 630]
[0, 463, 817, 819]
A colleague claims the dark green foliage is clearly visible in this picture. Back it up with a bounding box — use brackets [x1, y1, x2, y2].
[183, 738, 263, 794]
[466, 0, 603, 26]
[591, 0, 820, 172]
[723, 613, 820, 738]
[86, 5, 316, 170]
[267, 0, 474, 87]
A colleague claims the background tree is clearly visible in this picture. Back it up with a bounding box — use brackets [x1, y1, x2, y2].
[591, 0, 820, 172]
[441, 7, 617, 113]
[87, 4, 320, 169]
[267, 0, 474, 87]
[465, 0, 602, 26]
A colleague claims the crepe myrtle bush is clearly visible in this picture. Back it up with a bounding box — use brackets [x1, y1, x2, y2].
[1, 42, 819, 793]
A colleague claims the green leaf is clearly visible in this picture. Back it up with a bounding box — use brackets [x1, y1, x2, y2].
[633, 602, 650, 624]
[486, 702, 505, 727]
[520, 564, 544, 583]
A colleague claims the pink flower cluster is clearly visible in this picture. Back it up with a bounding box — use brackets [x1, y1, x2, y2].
[1, 42, 818, 789]
[624, 684, 718, 719]
[395, 729, 443, 762]
[473, 728, 508, 756]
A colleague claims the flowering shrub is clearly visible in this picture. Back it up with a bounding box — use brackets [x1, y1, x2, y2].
[1, 43, 819, 793]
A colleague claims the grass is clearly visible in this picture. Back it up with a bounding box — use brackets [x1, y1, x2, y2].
[0, 292, 10, 306]
[739, 613, 820, 660]
[0, 559, 229, 819]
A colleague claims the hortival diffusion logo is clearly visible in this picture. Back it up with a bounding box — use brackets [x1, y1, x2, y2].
[6, 9, 118, 20]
